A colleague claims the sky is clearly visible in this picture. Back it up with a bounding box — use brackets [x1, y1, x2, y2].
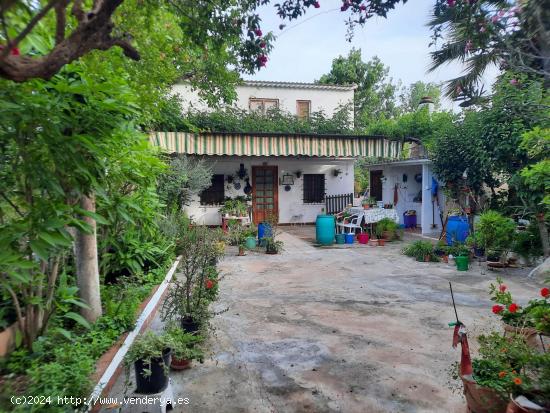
[247, 0, 500, 110]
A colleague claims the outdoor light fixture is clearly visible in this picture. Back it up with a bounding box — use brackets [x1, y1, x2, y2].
[280, 174, 294, 185]
[237, 163, 247, 179]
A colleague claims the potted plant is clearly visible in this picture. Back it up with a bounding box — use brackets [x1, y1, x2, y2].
[489, 278, 546, 351]
[453, 332, 536, 413]
[367, 197, 377, 208]
[361, 198, 370, 210]
[163, 324, 204, 370]
[265, 237, 284, 254]
[378, 218, 399, 241]
[374, 224, 385, 246]
[162, 227, 223, 334]
[125, 331, 172, 394]
[477, 211, 517, 264]
[341, 211, 351, 224]
[402, 240, 435, 262]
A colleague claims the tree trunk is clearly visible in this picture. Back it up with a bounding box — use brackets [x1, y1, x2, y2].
[536, 214, 549, 258]
[74, 194, 102, 322]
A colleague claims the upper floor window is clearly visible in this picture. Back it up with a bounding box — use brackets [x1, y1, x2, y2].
[296, 100, 311, 120]
[249, 98, 279, 114]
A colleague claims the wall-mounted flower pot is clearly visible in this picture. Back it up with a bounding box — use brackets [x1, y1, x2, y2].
[134, 348, 171, 394]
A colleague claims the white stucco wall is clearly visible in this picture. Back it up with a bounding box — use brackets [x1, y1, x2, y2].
[185, 156, 355, 225]
[368, 161, 444, 235]
[171, 83, 354, 119]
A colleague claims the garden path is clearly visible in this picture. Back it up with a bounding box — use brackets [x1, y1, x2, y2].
[103, 227, 544, 413]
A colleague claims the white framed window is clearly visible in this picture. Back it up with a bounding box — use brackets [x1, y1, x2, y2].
[296, 100, 311, 120]
[249, 98, 279, 114]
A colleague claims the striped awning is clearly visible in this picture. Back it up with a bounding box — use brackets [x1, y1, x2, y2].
[149, 132, 403, 158]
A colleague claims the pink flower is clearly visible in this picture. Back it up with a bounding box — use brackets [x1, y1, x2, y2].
[314, 1, 320, 8]
[465, 40, 473, 52]
[499, 284, 507, 292]
[258, 54, 268, 67]
[492, 15, 499, 23]
[447, 0, 456, 6]
[259, 42, 266, 49]
[254, 28, 263, 37]
[480, 26, 486, 33]
[360, 4, 366, 10]
[510, 79, 519, 85]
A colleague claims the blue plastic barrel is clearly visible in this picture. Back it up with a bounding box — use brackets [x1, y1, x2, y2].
[258, 222, 272, 241]
[316, 215, 335, 245]
[446, 216, 469, 245]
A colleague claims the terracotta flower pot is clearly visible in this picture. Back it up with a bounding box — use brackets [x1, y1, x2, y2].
[377, 239, 385, 246]
[461, 374, 508, 413]
[503, 323, 545, 352]
[382, 230, 393, 241]
[171, 357, 192, 371]
[369, 239, 378, 246]
[442, 255, 449, 263]
[363, 205, 369, 210]
[424, 255, 431, 262]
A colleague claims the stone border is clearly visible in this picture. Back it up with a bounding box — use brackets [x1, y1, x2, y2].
[86, 257, 181, 412]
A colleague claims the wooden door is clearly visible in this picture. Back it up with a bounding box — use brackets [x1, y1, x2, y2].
[370, 170, 383, 201]
[252, 166, 278, 225]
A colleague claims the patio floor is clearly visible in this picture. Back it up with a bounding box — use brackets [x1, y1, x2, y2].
[103, 226, 545, 413]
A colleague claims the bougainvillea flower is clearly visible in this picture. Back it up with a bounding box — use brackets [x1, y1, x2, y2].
[498, 371, 507, 378]
[314, 1, 320, 8]
[447, 0, 456, 6]
[499, 284, 507, 292]
[541, 287, 549, 298]
[254, 29, 263, 37]
[508, 303, 519, 313]
[492, 305, 504, 314]
[513, 377, 522, 385]
[205, 280, 214, 289]
[260, 42, 266, 49]
[359, 4, 366, 10]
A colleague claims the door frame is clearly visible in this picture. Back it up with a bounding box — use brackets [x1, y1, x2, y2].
[370, 170, 383, 201]
[251, 165, 279, 225]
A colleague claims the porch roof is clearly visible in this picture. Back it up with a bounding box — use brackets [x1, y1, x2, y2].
[149, 132, 403, 158]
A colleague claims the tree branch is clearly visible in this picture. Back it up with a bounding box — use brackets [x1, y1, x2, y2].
[0, 191, 24, 217]
[55, 0, 70, 44]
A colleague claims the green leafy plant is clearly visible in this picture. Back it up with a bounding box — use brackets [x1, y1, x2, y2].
[163, 325, 204, 362]
[265, 237, 284, 254]
[476, 211, 516, 262]
[125, 331, 171, 377]
[402, 240, 436, 261]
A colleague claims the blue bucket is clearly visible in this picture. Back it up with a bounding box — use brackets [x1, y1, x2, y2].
[335, 233, 346, 244]
[345, 233, 355, 244]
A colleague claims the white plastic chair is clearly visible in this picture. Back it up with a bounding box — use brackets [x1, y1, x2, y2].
[336, 213, 364, 234]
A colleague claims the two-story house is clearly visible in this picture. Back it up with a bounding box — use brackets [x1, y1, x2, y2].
[149, 80, 403, 226]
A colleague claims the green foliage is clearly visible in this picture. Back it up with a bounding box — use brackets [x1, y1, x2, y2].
[163, 325, 204, 362]
[512, 223, 543, 260]
[152, 103, 354, 135]
[398, 81, 442, 113]
[157, 156, 213, 213]
[476, 211, 516, 254]
[318, 49, 398, 126]
[265, 237, 284, 254]
[124, 331, 170, 377]
[402, 240, 435, 261]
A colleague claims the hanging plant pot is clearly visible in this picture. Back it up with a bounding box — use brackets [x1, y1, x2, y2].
[170, 357, 192, 371]
[180, 316, 200, 334]
[134, 348, 171, 394]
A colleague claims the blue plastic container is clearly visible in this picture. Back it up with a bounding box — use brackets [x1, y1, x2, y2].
[345, 233, 355, 244]
[446, 216, 469, 246]
[258, 222, 272, 241]
[315, 215, 335, 245]
[335, 233, 346, 244]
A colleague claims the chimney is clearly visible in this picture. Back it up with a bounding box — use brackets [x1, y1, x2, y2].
[418, 96, 434, 113]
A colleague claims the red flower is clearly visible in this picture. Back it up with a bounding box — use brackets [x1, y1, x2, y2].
[205, 280, 214, 289]
[258, 54, 268, 67]
[541, 287, 550, 298]
[10, 47, 20, 56]
[499, 284, 507, 292]
[254, 29, 263, 37]
[508, 303, 519, 313]
[313, 1, 320, 8]
[492, 305, 504, 314]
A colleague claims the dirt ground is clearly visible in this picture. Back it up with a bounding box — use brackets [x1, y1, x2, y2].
[103, 227, 546, 413]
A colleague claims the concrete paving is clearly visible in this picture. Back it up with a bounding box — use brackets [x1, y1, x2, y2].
[103, 227, 546, 413]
